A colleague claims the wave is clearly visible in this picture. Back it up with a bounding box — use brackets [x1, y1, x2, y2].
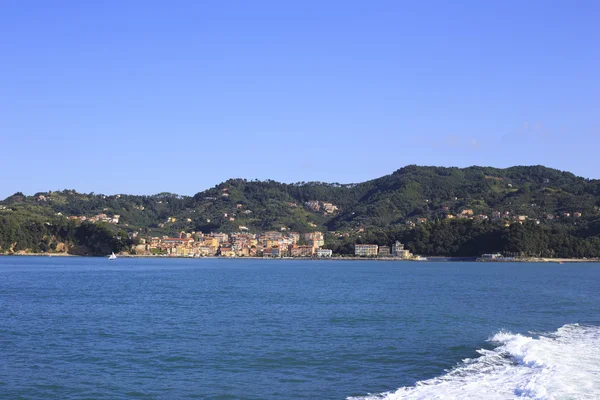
[348, 324, 600, 400]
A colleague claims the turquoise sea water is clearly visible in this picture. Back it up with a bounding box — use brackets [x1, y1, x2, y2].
[1, 257, 599, 399]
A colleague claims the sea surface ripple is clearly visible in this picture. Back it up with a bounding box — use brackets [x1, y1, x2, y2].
[1, 257, 599, 399]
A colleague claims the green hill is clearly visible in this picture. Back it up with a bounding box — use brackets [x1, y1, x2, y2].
[2, 165, 600, 257]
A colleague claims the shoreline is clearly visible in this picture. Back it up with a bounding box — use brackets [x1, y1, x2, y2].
[2, 253, 600, 263]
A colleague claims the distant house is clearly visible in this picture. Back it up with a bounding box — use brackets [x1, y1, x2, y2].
[304, 232, 324, 248]
[212, 233, 229, 243]
[271, 247, 283, 258]
[288, 232, 300, 244]
[290, 245, 314, 257]
[316, 248, 333, 258]
[219, 246, 236, 257]
[322, 202, 338, 213]
[355, 244, 378, 257]
[196, 246, 216, 257]
[391, 241, 404, 255]
[378, 246, 391, 257]
[392, 241, 412, 259]
[304, 201, 321, 212]
[161, 237, 194, 245]
[574, 212, 582, 218]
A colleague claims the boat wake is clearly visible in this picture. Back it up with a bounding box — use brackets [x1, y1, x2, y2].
[348, 324, 600, 399]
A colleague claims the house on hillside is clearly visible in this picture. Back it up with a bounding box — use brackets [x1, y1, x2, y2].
[304, 201, 321, 212]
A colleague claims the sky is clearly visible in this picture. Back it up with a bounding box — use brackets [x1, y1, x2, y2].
[1, 1, 599, 198]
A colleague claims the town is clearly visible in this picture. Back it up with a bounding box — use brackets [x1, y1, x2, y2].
[124, 229, 421, 259]
[3, 177, 591, 259]
[60, 198, 587, 259]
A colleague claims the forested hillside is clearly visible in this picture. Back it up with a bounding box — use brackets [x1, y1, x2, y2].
[2, 165, 600, 256]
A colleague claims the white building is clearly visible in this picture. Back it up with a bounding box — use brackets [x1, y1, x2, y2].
[392, 241, 404, 256]
[316, 248, 333, 257]
[355, 244, 378, 257]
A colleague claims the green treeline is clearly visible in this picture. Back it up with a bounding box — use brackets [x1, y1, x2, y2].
[2, 165, 600, 257]
[0, 212, 130, 255]
[327, 219, 600, 258]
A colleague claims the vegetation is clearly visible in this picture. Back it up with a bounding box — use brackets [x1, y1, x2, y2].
[2, 165, 600, 257]
[0, 210, 130, 256]
[326, 220, 600, 258]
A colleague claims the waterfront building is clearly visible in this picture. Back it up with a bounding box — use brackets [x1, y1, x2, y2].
[271, 247, 282, 258]
[392, 241, 404, 256]
[290, 245, 314, 257]
[316, 248, 333, 257]
[378, 246, 391, 257]
[355, 244, 378, 257]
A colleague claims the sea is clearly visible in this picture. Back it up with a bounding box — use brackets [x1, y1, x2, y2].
[1, 257, 599, 400]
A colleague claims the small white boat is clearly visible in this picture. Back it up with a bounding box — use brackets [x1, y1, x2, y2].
[108, 252, 117, 260]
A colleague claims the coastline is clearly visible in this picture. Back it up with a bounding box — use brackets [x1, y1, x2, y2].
[2, 253, 600, 263]
[0, 253, 75, 257]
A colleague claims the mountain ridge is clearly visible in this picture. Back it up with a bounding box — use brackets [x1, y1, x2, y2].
[2, 165, 600, 257]
[3, 164, 594, 199]
[3, 164, 599, 232]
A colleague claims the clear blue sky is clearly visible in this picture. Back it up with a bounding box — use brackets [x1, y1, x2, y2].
[1, 1, 599, 199]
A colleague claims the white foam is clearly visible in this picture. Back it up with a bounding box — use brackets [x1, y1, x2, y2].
[348, 324, 600, 400]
